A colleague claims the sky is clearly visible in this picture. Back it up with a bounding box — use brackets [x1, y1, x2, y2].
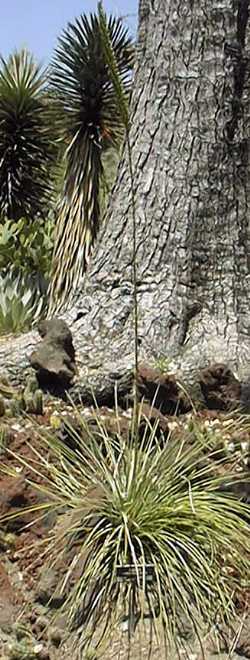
[1, 0, 138, 64]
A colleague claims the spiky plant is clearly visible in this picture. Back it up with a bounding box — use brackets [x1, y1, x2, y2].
[0, 49, 57, 221]
[48, 11, 134, 313]
[0, 269, 46, 334]
[1, 408, 249, 657]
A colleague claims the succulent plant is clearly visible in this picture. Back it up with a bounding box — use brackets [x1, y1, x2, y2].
[8, 398, 23, 416]
[0, 269, 47, 334]
[23, 388, 44, 415]
[34, 390, 43, 415]
[24, 375, 39, 395]
[0, 424, 13, 453]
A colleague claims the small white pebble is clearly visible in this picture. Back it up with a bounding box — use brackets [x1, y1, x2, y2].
[225, 441, 236, 453]
[81, 409, 92, 417]
[241, 441, 249, 453]
[168, 421, 179, 431]
[15, 466, 23, 473]
[11, 424, 22, 432]
[34, 643, 44, 654]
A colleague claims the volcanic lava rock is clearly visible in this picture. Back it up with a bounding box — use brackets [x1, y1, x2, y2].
[29, 318, 77, 390]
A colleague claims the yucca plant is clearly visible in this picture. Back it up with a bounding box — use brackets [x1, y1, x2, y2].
[0, 49, 57, 221]
[1, 407, 249, 657]
[48, 10, 134, 313]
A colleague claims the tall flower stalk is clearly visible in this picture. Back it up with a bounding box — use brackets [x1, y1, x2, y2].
[98, 1, 139, 434]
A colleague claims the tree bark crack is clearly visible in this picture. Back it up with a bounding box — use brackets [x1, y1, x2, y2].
[224, 0, 249, 141]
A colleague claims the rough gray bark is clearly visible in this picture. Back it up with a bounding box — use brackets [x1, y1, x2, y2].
[0, 0, 250, 394]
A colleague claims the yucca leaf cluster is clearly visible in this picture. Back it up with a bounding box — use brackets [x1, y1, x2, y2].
[0, 49, 57, 221]
[3, 411, 249, 657]
[48, 13, 133, 312]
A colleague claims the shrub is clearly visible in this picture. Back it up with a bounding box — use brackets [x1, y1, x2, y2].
[2, 407, 249, 657]
[0, 216, 54, 282]
[0, 270, 46, 334]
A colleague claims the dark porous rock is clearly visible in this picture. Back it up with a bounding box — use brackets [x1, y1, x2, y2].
[0, 475, 31, 532]
[95, 403, 170, 446]
[48, 626, 63, 647]
[138, 403, 170, 445]
[29, 318, 77, 391]
[199, 363, 241, 410]
[35, 568, 67, 609]
[137, 365, 191, 415]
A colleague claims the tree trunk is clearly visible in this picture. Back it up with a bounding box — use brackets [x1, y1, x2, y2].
[1, 0, 250, 392]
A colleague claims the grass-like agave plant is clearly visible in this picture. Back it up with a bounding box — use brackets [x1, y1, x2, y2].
[48, 11, 134, 313]
[0, 49, 57, 221]
[1, 409, 249, 657]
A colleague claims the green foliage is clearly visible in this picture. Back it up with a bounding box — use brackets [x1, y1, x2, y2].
[0, 271, 46, 335]
[0, 374, 42, 417]
[6, 638, 38, 660]
[2, 407, 249, 657]
[23, 389, 43, 415]
[153, 356, 172, 373]
[49, 11, 134, 312]
[0, 49, 58, 220]
[0, 217, 54, 280]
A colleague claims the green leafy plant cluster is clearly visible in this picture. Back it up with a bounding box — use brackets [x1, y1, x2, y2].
[0, 49, 58, 221]
[0, 270, 47, 335]
[0, 374, 43, 416]
[48, 10, 134, 312]
[0, 217, 54, 280]
[0, 11, 134, 314]
[6, 637, 38, 660]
